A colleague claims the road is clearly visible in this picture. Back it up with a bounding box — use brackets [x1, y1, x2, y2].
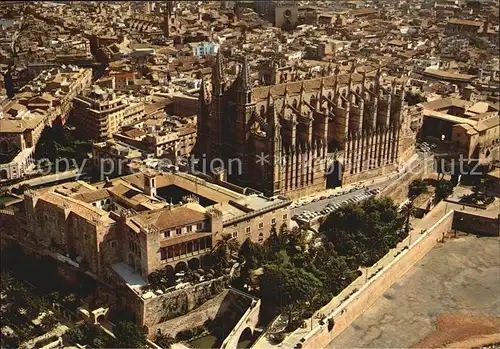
[290, 153, 427, 222]
[290, 176, 397, 220]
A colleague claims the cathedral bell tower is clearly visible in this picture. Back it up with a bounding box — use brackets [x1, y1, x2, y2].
[235, 57, 255, 181]
[163, 1, 181, 38]
[207, 51, 226, 162]
[236, 57, 255, 140]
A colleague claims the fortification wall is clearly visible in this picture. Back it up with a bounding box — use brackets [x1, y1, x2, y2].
[299, 209, 454, 349]
[142, 277, 226, 334]
[148, 288, 253, 339]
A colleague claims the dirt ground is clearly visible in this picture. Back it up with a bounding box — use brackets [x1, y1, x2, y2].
[413, 314, 500, 348]
[327, 235, 500, 348]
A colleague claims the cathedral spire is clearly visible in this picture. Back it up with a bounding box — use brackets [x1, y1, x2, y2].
[214, 50, 225, 84]
[268, 102, 281, 138]
[267, 89, 273, 108]
[238, 57, 252, 92]
[374, 64, 382, 92]
[300, 80, 306, 105]
[348, 59, 357, 89]
[282, 84, 289, 115]
[213, 50, 225, 95]
[199, 77, 211, 104]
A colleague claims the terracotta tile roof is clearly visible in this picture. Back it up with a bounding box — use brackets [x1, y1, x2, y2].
[132, 207, 207, 231]
[122, 128, 146, 139]
[0, 112, 45, 133]
[179, 127, 196, 136]
[71, 189, 111, 203]
[475, 115, 499, 132]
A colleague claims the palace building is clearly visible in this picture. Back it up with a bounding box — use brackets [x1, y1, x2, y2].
[197, 52, 419, 198]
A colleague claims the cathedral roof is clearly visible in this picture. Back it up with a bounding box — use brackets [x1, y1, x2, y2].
[251, 72, 365, 102]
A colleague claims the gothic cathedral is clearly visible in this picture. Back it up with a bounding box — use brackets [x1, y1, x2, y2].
[197, 52, 416, 199]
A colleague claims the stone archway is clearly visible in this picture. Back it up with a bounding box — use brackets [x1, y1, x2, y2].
[236, 327, 253, 349]
[165, 265, 175, 278]
[175, 261, 187, 273]
[0, 169, 8, 180]
[0, 140, 8, 152]
[188, 257, 200, 270]
[327, 160, 343, 188]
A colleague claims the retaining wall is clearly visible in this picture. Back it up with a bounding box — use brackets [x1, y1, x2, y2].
[452, 210, 500, 237]
[376, 156, 434, 205]
[299, 209, 454, 349]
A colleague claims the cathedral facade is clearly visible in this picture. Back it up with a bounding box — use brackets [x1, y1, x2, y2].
[197, 52, 417, 198]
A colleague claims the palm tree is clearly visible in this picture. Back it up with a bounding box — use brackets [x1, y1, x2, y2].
[211, 233, 239, 269]
[400, 201, 416, 243]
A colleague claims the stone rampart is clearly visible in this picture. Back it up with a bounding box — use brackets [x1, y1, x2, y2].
[298, 209, 454, 349]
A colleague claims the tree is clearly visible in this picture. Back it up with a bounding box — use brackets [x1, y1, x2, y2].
[320, 197, 404, 267]
[67, 325, 86, 344]
[259, 260, 322, 315]
[147, 268, 170, 292]
[408, 179, 428, 199]
[405, 91, 427, 106]
[400, 201, 415, 237]
[62, 293, 78, 310]
[113, 321, 147, 349]
[41, 313, 59, 331]
[89, 326, 113, 348]
[239, 238, 265, 270]
[434, 179, 454, 203]
[155, 333, 174, 349]
[466, 176, 495, 205]
[211, 233, 239, 269]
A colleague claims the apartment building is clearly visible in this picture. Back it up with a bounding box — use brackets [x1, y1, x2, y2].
[18, 66, 92, 125]
[116, 114, 197, 159]
[92, 139, 143, 176]
[73, 88, 146, 140]
[0, 103, 45, 181]
[188, 41, 219, 57]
